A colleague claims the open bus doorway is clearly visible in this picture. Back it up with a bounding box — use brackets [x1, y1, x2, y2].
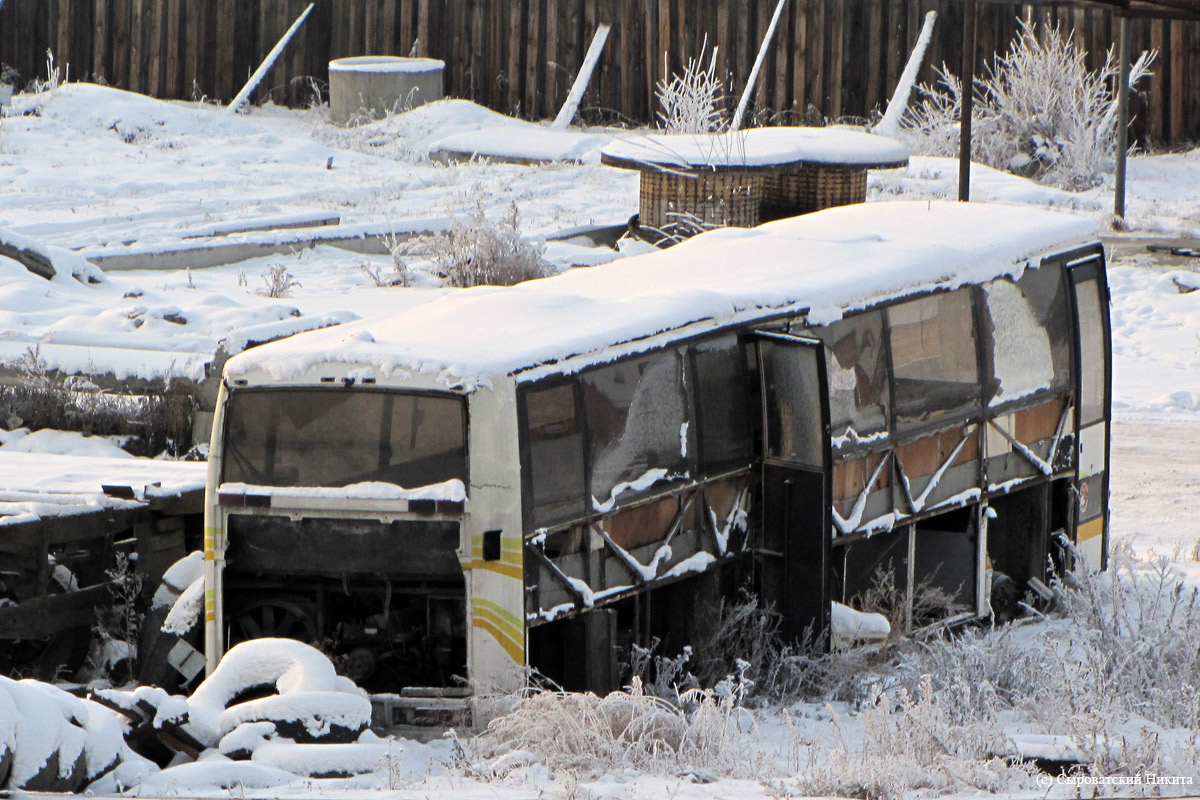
[757, 334, 832, 648]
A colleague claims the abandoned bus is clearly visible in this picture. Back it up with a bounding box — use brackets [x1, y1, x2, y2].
[200, 200, 1110, 718]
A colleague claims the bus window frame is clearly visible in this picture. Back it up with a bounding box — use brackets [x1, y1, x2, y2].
[219, 385, 470, 490]
[517, 330, 762, 535]
[517, 376, 590, 532]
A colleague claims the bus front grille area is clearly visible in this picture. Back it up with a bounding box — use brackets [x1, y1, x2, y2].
[224, 513, 466, 694]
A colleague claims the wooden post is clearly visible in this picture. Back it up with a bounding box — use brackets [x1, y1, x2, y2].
[958, 0, 977, 202]
[226, 2, 314, 113]
[731, 0, 788, 131]
[1114, 13, 1131, 222]
[551, 24, 610, 129]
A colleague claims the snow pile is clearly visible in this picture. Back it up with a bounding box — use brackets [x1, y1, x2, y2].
[429, 126, 614, 164]
[830, 601, 891, 648]
[0, 429, 132, 459]
[220, 478, 467, 502]
[0, 677, 152, 792]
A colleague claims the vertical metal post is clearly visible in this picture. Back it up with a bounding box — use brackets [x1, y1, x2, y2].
[958, 0, 978, 202]
[1114, 14, 1132, 221]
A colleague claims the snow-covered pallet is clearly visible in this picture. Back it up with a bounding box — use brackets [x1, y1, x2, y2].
[0, 453, 206, 682]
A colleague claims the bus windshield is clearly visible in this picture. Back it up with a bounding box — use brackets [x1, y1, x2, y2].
[221, 389, 467, 489]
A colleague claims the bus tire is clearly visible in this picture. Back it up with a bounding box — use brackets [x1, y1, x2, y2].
[989, 572, 1019, 625]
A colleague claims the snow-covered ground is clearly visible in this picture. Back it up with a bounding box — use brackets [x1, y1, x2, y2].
[2, 83, 1200, 797]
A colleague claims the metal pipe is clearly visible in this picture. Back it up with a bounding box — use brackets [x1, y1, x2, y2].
[1114, 14, 1132, 221]
[958, 0, 978, 202]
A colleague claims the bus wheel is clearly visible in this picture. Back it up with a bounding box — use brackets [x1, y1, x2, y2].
[230, 598, 318, 645]
[989, 572, 1019, 625]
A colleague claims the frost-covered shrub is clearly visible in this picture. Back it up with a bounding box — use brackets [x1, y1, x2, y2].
[800, 677, 1038, 800]
[470, 679, 756, 779]
[426, 202, 552, 288]
[903, 20, 1155, 191]
[656, 39, 725, 134]
[258, 263, 301, 298]
[897, 543, 1200, 776]
[0, 346, 194, 456]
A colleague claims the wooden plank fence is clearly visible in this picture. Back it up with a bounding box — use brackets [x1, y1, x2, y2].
[1, 0, 1197, 145]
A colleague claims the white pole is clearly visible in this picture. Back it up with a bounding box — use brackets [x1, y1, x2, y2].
[551, 24, 611, 130]
[730, 0, 788, 132]
[226, 3, 315, 114]
[874, 11, 938, 138]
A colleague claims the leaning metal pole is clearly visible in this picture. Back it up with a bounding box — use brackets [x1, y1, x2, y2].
[1114, 14, 1132, 221]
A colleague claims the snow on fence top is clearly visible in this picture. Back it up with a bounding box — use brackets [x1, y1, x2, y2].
[600, 126, 911, 170]
[227, 201, 1097, 389]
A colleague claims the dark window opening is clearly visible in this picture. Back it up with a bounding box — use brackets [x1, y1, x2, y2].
[691, 335, 754, 473]
[222, 389, 466, 489]
[521, 382, 587, 529]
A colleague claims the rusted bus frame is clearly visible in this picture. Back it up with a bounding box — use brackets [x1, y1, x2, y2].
[514, 316, 771, 534]
[524, 469, 755, 627]
[821, 247, 1092, 538]
[1062, 245, 1113, 570]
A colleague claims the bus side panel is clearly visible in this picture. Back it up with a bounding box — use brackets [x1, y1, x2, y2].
[466, 378, 527, 692]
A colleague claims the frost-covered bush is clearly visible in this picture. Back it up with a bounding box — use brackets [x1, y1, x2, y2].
[897, 543, 1200, 776]
[656, 40, 725, 134]
[904, 20, 1154, 191]
[470, 679, 756, 779]
[258, 263, 301, 298]
[0, 346, 194, 456]
[800, 677, 1038, 800]
[426, 202, 552, 288]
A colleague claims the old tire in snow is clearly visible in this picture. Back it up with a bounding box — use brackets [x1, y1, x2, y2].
[186, 638, 370, 748]
[138, 552, 205, 692]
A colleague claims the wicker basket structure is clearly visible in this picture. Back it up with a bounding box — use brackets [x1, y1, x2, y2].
[761, 165, 869, 221]
[638, 168, 764, 233]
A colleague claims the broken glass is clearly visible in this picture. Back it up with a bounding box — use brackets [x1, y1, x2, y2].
[582, 349, 688, 509]
[888, 290, 980, 429]
[814, 310, 889, 448]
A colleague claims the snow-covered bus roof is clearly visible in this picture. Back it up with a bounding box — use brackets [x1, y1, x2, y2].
[226, 201, 1097, 390]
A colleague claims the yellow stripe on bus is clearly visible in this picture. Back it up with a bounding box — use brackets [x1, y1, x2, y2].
[204, 527, 218, 560]
[472, 617, 524, 663]
[472, 597, 524, 632]
[1077, 516, 1104, 542]
[468, 559, 523, 580]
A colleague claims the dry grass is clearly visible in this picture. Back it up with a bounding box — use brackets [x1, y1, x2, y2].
[0, 347, 195, 456]
[469, 679, 757, 779]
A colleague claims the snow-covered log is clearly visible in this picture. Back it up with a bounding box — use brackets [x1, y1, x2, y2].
[874, 11, 938, 138]
[0, 228, 106, 284]
[226, 4, 315, 114]
[551, 24, 611, 130]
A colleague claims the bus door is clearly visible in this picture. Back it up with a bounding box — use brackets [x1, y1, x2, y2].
[1066, 253, 1111, 570]
[756, 333, 832, 647]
